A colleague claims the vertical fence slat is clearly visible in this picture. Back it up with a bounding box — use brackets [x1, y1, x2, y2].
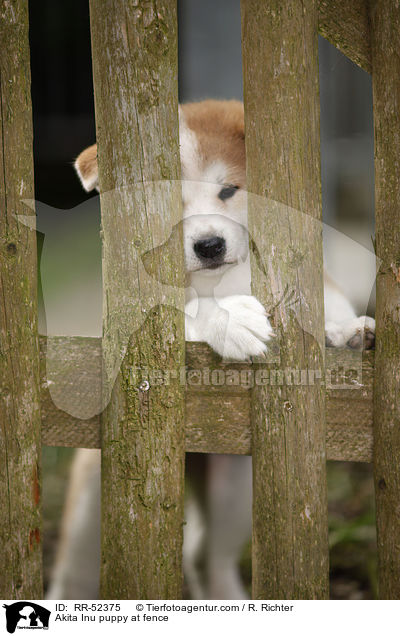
[241, 0, 329, 599]
[370, 0, 400, 600]
[89, 0, 185, 598]
[0, 0, 42, 598]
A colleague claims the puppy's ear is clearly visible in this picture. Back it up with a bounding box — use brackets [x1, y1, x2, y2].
[74, 143, 98, 192]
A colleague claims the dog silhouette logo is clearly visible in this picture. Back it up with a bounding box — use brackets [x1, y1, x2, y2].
[3, 602, 50, 634]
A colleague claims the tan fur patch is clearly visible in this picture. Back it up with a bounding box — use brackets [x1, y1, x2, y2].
[75, 143, 98, 190]
[181, 100, 246, 186]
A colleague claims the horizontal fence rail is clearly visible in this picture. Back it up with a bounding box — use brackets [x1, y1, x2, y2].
[40, 337, 374, 463]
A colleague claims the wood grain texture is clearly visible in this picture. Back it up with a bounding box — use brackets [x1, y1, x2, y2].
[89, 0, 185, 599]
[318, 0, 371, 72]
[370, 0, 400, 600]
[40, 339, 374, 463]
[0, 0, 43, 598]
[241, 0, 329, 599]
[40, 336, 101, 448]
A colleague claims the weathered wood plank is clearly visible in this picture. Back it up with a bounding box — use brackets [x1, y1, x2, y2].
[318, 0, 371, 72]
[241, 0, 329, 599]
[89, 0, 185, 599]
[0, 0, 43, 598]
[40, 338, 374, 462]
[370, 0, 400, 600]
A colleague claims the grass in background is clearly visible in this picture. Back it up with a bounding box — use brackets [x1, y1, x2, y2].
[239, 461, 377, 599]
[328, 461, 377, 599]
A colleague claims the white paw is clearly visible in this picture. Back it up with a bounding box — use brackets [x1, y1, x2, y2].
[209, 295, 274, 361]
[325, 316, 375, 350]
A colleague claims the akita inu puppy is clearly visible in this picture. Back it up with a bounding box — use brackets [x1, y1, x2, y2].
[47, 100, 375, 600]
[75, 99, 375, 356]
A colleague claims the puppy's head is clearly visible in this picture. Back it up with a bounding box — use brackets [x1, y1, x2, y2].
[74, 100, 248, 276]
[180, 100, 248, 276]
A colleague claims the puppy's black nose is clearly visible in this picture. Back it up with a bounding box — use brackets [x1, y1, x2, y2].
[194, 236, 226, 260]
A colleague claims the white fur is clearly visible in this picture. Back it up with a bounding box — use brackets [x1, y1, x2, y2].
[74, 158, 98, 192]
[179, 114, 276, 360]
[179, 112, 375, 358]
[186, 295, 273, 360]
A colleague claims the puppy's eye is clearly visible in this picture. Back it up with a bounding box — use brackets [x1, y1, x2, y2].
[218, 185, 239, 201]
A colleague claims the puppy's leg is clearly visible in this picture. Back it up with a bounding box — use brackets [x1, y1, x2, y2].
[46, 449, 101, 599]
[183, 454, 207, 600]
[183, 495, 206, 600]
[207, 455, 252, 600]
[185, 296, 274, 361]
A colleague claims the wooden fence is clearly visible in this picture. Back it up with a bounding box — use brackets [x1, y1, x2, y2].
[0, 0, 399, 600]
